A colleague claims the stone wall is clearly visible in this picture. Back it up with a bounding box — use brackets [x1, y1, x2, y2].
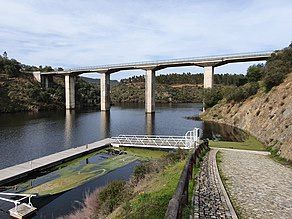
[202, 73, 292, 161]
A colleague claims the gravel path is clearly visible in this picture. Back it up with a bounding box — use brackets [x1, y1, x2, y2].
[219, 149, 292, 219]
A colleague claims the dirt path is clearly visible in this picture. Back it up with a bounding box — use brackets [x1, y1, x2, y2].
[218, 149, 292, 219]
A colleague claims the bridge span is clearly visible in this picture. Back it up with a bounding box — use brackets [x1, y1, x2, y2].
[33, 51, 273, 113]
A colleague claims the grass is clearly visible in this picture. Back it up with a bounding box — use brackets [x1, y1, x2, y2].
[109, 160, 186, 219]
[19, 147, 169, 196]
[209, 135, 266, 151]
[119, 147, 168, 159]
[267, 146, 292, 167]
[109, 149, 209, 219]
[25, 154, 138, 196]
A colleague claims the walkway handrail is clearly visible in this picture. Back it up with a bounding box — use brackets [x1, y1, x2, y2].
[111, 128, 202, 149]
[165, 140, 209, 219]
[0, 192, 36, 210]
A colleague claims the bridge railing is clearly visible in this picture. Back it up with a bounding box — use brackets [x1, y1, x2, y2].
[63, 51, 273, 72]
[111, 128, 202, 149]
[165, 140, 209, 219]
[0, 192, 36, 210]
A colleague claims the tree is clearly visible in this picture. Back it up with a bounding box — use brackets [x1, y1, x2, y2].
[246, 64, 264, 82]
[3, 51, 7, 59]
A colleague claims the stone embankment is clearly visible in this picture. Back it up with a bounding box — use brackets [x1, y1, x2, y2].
[219, 149, 292, 219]
[201, 73, 292, 161]
[192, 149, 237, 219]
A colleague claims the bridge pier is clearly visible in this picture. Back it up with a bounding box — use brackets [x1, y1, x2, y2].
[203, 66, 214, 88]
[41, 75, 53, 89]
[145, 69, 155, 114]
[65, 75, 76, 109]
[100, 73, 111, 111]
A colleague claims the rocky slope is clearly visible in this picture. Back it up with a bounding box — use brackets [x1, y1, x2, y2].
[201, 73, 292, 161]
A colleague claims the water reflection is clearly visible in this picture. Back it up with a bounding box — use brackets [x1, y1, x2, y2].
[202, 121, 247, 142]
[64, 110, 75, 148]
[100, 111, 110, 138]
[0, 103, 246, 170]
[145, 114, 155, 135]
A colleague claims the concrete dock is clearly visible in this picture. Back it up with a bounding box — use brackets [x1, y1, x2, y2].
[0, 138, 111, 186]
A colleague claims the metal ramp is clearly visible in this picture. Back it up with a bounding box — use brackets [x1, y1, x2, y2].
[0, 192, 36, 219]
[111, 128, 202, 149]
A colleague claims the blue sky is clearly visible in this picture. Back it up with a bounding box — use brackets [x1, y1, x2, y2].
[0, 0, 292, 80]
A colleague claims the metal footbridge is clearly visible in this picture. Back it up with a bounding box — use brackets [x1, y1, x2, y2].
[0, 192, 36, 218]
[111, 128, 202, 149]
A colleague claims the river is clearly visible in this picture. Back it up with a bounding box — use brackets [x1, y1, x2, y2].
[0, 103, 245, 218]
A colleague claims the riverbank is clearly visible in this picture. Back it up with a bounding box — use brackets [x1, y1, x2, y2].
[201, 73, 292, 161]
[63, 149, 190, 218]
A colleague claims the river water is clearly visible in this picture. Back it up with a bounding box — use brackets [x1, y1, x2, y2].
[0, 103, 207, 169]
[0, 103, 245, 218]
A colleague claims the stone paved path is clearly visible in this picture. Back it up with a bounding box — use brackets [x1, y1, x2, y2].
[192, 150, 237, 219]
[219, 149, 292, 219]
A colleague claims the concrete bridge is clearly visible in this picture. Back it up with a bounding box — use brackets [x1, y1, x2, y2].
[33, 51, 273, 113]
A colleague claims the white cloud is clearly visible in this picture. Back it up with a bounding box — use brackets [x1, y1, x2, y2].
[0, 0, 291, 80]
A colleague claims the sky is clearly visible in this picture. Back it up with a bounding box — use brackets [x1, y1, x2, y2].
[0, 0, 292, 80]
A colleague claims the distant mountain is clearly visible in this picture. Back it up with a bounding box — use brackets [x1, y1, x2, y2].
[80, 76, 119, 86]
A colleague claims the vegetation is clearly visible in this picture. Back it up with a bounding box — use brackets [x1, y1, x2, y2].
[2, 44, 291, 113]
[203, 44, 292, 108]
[121, 72, 248, 86]
[65, 149, 190, 218]
[0, 57, 101, 112]
[209, 135, 266, 151]
[267, 146, 292, 166]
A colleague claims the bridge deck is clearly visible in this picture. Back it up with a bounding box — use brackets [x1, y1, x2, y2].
[0, 138, 111, 186]
[41, 51, 273, 75]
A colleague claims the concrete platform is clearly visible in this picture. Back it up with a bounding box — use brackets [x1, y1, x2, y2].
[9, 203, 37, 219]
[0, 138, 111, 186]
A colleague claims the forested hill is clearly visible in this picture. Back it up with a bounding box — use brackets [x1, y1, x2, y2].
[120, 72, 248, 86]
[201, 43, 292, 161]
[0, 51, 272, 113]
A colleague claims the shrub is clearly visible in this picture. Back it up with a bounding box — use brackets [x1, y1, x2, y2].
[133, 163, 150, 181]
[98, 180, 129, 214]
[263, 71, 285, 91]
[203, 88, 223, 108]
[246, 64, 264, 82]
[226, 82, 259, 102]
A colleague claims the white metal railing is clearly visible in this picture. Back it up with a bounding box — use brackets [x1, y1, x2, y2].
[111, 128, 202, 149]
[45, 51, 273, 73]
[0, 192, 36, 211]
[62, 51, 273, 71]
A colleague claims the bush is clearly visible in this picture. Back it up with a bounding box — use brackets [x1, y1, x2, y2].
[246, 64, 264, 82]
[98, 180, 129, 214]
[263, 71, 285, 91]
[226, 82, 259, 102]
[163, 149, 187, 164]
[133, 163, 150, 181]
[262, 44, 292, 91]
[203, 88, 223, 108]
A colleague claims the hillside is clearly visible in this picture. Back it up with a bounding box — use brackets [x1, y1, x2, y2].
[201, 44, 292, 161]
[0, 73, 100, 113]
[110, 82, 205, 103]
[80, 76, 118, 86]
